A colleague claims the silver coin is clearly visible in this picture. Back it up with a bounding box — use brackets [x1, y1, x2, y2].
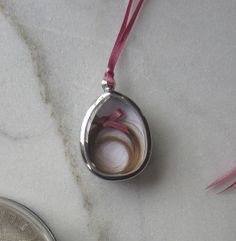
[0, 197, 56, 241]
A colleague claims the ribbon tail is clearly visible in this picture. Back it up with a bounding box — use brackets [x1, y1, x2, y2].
[207, 166, 236, 189]
[109, 108, 124, 121]
[218, 179, 236, 194]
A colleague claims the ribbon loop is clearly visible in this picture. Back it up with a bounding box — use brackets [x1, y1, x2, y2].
[96, 109, 129, 133]
[104, 0, 144, 89]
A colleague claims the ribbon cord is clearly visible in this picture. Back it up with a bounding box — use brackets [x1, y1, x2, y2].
[104, 0, 144, 88]
[207, 167, 236, 193]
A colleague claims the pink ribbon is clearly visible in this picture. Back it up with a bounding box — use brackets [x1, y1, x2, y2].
[207, 166, 236, 193]
[104, 0, 144, 88]
[96, 109, 129, 133]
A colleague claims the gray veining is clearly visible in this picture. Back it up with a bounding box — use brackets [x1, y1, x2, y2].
[0, 1, 236, 241]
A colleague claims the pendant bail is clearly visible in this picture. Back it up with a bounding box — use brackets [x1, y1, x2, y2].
[101, 78, 115, 92]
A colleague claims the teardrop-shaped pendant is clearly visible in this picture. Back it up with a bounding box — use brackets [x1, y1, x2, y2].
[80, 0, 151, 180]
[80, 82, 152, 180]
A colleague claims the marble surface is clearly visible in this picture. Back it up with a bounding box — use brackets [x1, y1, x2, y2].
[0, 0, 236, 240]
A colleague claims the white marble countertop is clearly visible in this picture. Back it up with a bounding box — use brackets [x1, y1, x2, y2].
[0, 1, 236, 240]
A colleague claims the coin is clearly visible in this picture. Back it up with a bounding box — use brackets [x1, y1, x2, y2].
[0, 197, 56, 241]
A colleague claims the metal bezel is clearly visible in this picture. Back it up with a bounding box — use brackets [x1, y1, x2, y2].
[80, 91, 152, 181]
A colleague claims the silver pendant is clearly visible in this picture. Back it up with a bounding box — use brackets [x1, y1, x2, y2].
[80, 80, 152, 180]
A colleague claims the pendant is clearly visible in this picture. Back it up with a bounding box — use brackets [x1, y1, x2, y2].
[80, 80, 152, 180]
